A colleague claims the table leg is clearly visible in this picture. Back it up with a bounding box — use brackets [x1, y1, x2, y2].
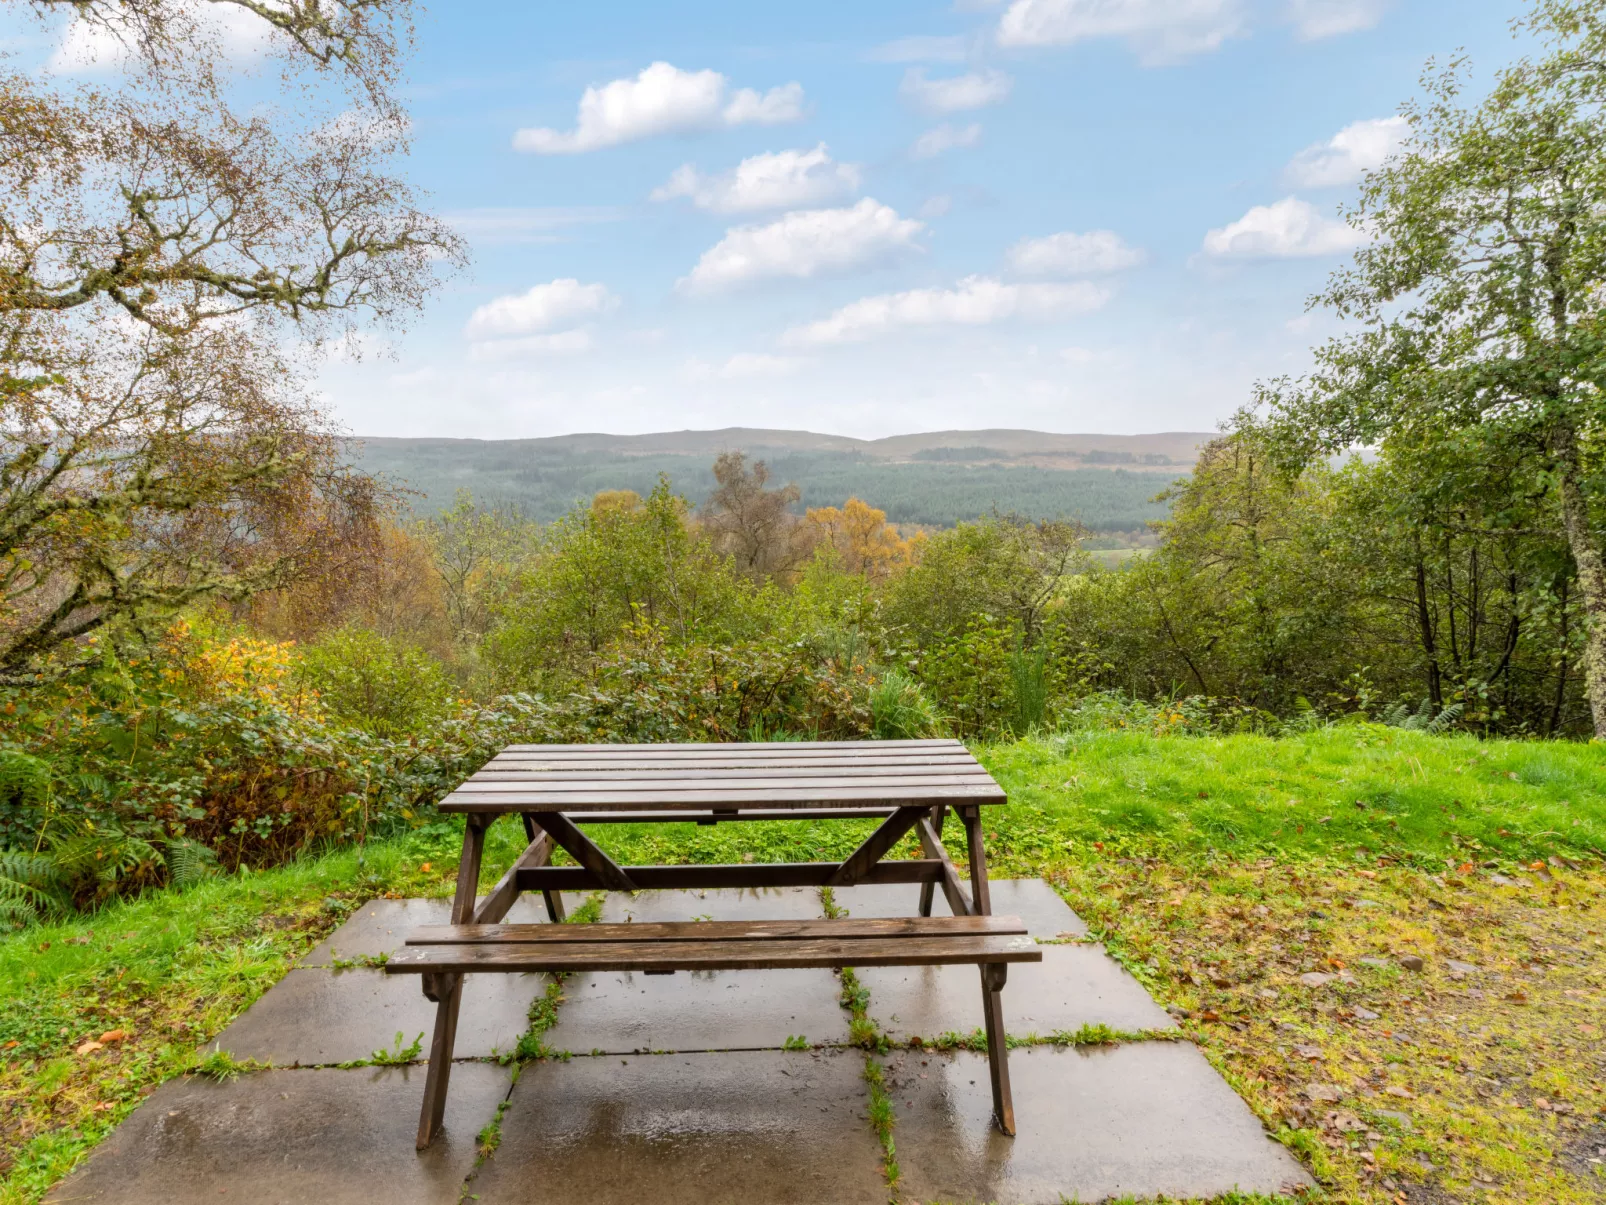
[523, 814, 566, 921]
[918, 805, 947, 917]
[960, 806, 993, 916]
[416, 814, 489, 1150]
[980, 962, 1016, 1135]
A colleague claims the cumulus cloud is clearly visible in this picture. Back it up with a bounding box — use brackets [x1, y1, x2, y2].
[868, 35, 971, 63]
[1284, 116, 1407, 187]
[513, 62, 804, 154]
[784, 275, 1109, 345]
[1008, 230, 1144, 275]
[911, 122, 983, 159]
[652, 145, 860, 214]
[900, 68, 1012, 113]
[995, 0, 1244, 65]
[1287, 0, 1386, 40]
[679, 199, 925, 294]
[1200, 197, 1365, 259]
[463, 279, 618, 340]
[49, 1, 270, 72]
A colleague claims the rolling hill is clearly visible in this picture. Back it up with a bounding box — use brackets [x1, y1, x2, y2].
[351, 428, 1212, 536]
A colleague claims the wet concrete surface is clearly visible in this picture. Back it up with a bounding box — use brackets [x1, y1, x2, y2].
[886, 1044, 1314, 1203]
[545, 967, 851, 1054]
[860, 945, 1176, 1041]
[44, 1064, 510, 1204]
[300, 895, 578, 966]
[471, 1049, 887, 1204]
[208, 968, 541, 1064]
[597, 885, 826, 923]
[829, 879, 1089, 938]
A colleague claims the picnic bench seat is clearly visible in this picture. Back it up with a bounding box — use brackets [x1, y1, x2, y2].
[387, 914, 1041, 1138]
[403, 739, 1030, 1150]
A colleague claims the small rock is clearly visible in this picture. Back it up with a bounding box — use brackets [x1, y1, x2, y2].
[1384, 1084, 1414, 1098]
[1398, 955, 1425, 972]
[1355, 898, 1383, 909]
[1295, 1044, 1324, 1060]
[1488, 874, 1516, 887]
[1375, 1109, 1413, 1130]
[1300, 972, 1336, 987]
[1446, 959, 1480, 974]
[1358, 957, 1389, 968]
[1352, 1006, 1381, 1021]
[1258, 988, 1279, 1000]
[1305, 1083, 1343, 1102]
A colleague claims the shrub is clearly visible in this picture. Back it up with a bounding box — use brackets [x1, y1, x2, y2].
[296, 626, 455, 737]
[868, 670, 944, 740]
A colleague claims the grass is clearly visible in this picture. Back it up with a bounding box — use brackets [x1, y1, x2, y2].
[2, 723, 1603, 1203]
[0, 838, 453, 1203]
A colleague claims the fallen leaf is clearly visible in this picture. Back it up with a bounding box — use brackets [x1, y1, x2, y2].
[98, 1029, 127, 1044]
[1198, 1009, 1221, 1022]
[3, 1040, 17, 1049]
[75, 1041, 103, 1056]
[418, 862, 431, 873]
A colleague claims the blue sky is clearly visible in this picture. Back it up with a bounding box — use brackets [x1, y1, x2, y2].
[43, 0, 1530, 438]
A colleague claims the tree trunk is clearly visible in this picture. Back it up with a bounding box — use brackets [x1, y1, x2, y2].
[1551, 421, 1606, 738]
[1413, 536, 1443, 710]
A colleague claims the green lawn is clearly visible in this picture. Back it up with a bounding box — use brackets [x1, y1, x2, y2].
[2, 725, 1603, 1204]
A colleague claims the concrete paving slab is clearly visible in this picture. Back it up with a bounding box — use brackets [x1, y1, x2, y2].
[829, 878, 1088, 938]
[208, 968, 541, 1064]
[300, 895, 579, 966]
[597, 885, 825, 923]
[546, 966, 850, 1054]
[860, 945, 1175, 1041]
[886, 1044, 1313, 1203]
[44, 1063, 510, 1204]
[472, 1049, 886, 1204]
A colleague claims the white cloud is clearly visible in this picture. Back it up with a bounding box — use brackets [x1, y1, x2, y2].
[463, 279, 618, 340]
[468, 330, 596, 361]
[652, 145, 860, 214]
[444, 207, 621, 245]
[1200, 197, 1365, 259]
[686, 353, 806, 380]
[911, 122, 983, 159]
[48, 0, 271, 73]
[868, 35, 971, 63]
[995, 0, 1244, 65]
[1284, 116, 1407, 187]
[784, 275, 1109, 345]
[512, 62, 804, 154]
[1008, 230, 1144, 275]
[679, 199, 925, 294]
[1287, 0, 1386, 40]
[900, 68, 1012, 113]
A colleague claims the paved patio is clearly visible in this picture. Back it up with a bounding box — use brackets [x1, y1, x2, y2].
[46, 881, 1313, 1204]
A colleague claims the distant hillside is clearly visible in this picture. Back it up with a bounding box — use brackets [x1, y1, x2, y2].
[351, 428, 1211, 535]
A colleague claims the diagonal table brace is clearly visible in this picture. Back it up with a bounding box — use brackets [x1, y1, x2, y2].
[825, 805, 929, 886]
[529, 811, 639, 891]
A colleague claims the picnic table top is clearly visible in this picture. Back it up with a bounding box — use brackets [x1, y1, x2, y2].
[439, 738, 1007, 813]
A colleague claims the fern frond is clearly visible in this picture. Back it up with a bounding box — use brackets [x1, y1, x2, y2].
[164, 838, 219, 888]
[1425, 702, 1464, 736]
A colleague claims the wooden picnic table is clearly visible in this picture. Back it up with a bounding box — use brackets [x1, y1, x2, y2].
[397, 738, 1034, 1149]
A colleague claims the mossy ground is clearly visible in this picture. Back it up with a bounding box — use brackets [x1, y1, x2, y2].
[2, 726, 1602, 1204]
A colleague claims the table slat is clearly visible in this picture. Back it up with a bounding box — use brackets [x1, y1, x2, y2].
[386, 933, 1041, 974]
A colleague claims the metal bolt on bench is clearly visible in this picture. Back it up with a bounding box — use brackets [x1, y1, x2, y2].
[385, 739, 1041, 1148]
